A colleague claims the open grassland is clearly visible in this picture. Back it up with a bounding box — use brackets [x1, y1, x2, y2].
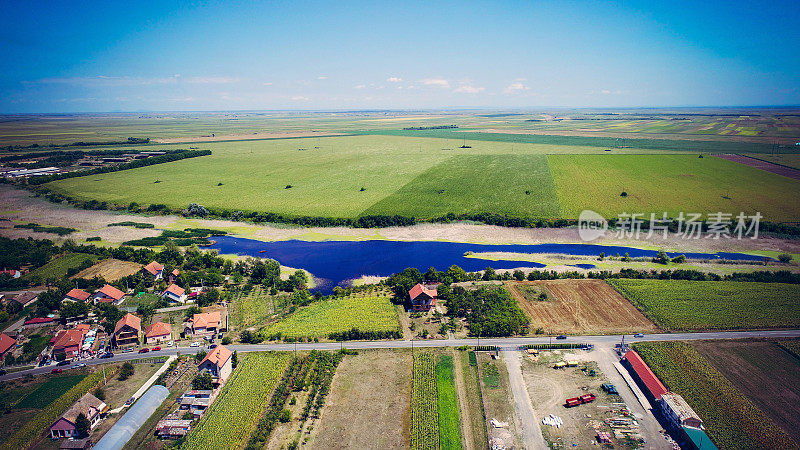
[634, 342, 799, 450]
[363, 155, 560, 219]
[24, 253, 96, 282]
[412, 352, 440, 450]
[309, 349, 411, 449]
[230, 286, 275, 331]
[72, 257, 142, 281]
[435, 354, 463, 450]
[262, 294, 400, 340]
[507, 279, 658, 335]
[610, 280, 800, 331]
[549, 154, 800, 221]
[182, 352, 291, 450]
[693, 340, 800, 443]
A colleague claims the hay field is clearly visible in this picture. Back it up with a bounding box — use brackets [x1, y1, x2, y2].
[507, 279, 658, 335]
[73, 258, 142, 281]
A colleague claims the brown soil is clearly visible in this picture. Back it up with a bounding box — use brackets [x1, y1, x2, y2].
[692, 339, 800, 443]
[73, 258, 142, 281]
[308, 349, 411, 449]
[507, 279, 659, 335]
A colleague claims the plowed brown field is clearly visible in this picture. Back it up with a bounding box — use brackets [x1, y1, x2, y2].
[507, 279, 658, 335]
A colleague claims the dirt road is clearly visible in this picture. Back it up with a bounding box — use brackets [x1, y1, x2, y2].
[502, 350, 548, 449]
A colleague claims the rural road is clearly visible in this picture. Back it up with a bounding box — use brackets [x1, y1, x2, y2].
[503, 349, 548, 450]
[3, 328, 800, 382]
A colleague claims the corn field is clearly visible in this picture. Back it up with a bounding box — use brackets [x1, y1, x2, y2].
[411, 352, 440, 450]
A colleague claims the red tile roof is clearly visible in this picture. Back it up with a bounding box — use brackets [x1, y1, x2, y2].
[409, 283, 437, 300]
[190, 311, 220, 329]
[163, 284, 185, 297]
[624, 350, 668, 400]
[96, 284, 125, 301]
[114, 313, 142, 334]
[145, 322, 172, 338]
[24, 317, 54, 325]
[0, 333, 16, 354]
[171, 269, 180, 276]
[143, 261, 164, 276]
[52, 328, 85, 352]
[199, 345, 232, 369]
[65, 288, 91, 301]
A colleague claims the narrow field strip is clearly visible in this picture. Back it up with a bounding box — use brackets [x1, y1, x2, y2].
[412, 352, 440, 450]
[435, 354, 463, 450]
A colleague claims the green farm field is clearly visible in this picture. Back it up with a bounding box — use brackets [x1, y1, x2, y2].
[634, 342, 799, 450]
[261, 294, 400, 339]
[609, 280, 800, 331]
[549, 154, 800, 221]
[24, 253, 97, 282]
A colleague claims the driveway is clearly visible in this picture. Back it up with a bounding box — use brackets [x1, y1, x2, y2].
[502, 349, 548, 450]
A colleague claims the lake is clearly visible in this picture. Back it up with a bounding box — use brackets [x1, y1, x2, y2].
[209, 236, 767, 294]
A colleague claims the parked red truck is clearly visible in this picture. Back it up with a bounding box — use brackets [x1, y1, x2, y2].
[565, 393, 596, 407]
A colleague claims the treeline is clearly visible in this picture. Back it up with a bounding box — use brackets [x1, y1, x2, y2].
[402, 125, 458, 130]
[328, 328, 401, 341]
[1, 137, 150, 152]
[24, 149, 210, 185]
[0, 148, 155, 168]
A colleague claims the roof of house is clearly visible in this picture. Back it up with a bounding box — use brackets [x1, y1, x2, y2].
[682, 426, 718, 450]
[24, 317, 54, 325]
[145, 321, 172, 338]
[623, 350, 668, 400]
[96, 284, 125, 301]
[52, 328, 86, 351]
[163, 284, 185, 297]
[190, 311, 220, 329]
[114, 313, 142, 334]
[198, 344, 232, 369]
[171, 269, 180, 276]
[143, 261, 164, 276]
[409, 283, 437, 300]
[661, 392, 701, 423]
[65, 288, 91, 301]
[56, 393, 107, 426]
[13, 292, 38, 305]
[0, 333, 16, 354]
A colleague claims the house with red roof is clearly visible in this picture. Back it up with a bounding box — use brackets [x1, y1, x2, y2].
[23, 316, 55, 329]
[11, 291, 38, 308]
[113, 313, 141, 348]
[142, 261, 164, 280]
[0, 333, 17, 362]
[197, 344, 233, 384]
[168, 268, 180, 284]
[51, 328, 88, 359]
[63, 288, 91, 303]
[622, 350, 668, 402]
[409, 283, 439, 311]
[49, 392, 107, 439]
[184, 311, 221, 337]
[145, 322, 172, 343]
[92, 284, 126, 305]
[161, 284, 187, 303]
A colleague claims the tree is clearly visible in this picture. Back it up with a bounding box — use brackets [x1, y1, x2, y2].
[192, 373, 213, 390]
[671, 254, 686, 264]
[482, 267, 496, 281]
[232, 350, 238, 368]
[94, 387, 106, 400]
[75, 412, 90, 438]
[779, 253, 793, 263]
[279, 409, 291, 422]
[118, 362, 134, 380]
[221, 336, 231, 345]
[513, 270, 525, 281]
[652, 250, 670, 265]
[194, 350, 207, 363]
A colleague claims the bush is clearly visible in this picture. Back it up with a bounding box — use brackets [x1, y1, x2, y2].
[192, 373, 213, 390]
[779, 253, 792, 263]
[278, 409, 291, 423]
[118, 362, 134, 380]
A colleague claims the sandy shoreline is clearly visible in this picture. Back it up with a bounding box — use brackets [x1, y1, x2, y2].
[1, 184, 797, 256]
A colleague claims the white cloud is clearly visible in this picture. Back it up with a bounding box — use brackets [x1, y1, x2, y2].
[187, 76, 240, 84]
[354, 84, 367, 89]
[28, 75, 181, 87]
[453, 83, 485, 94]
[601, 89, 611, 95]
[291, 95, 310, 101]
[262, 82, 273, 86]
[503, 82, 530, 94]
[420, 78, 450, 88]
[317, 76, 328, 80]
[386, 77, 402, 83]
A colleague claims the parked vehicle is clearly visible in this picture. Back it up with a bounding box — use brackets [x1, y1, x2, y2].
[190, 342, 201, 347]
[556, 335, 567, 340]
[208, 344, 217, 349]
[601, 383, 618, 395]
[51, 368, 62, 374]
[634, 333, 644, 338]
[100, 352, 114, 359]
[138, 348, 150, 354]
[167, 341, 174, 347]
[125, 397, 135, 406]
[56, 360, 70, 366]
[72, 363, 87, 369]
[151, 346, 161, 351]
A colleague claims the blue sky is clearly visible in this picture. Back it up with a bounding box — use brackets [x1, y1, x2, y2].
[1, 0, 798, 112]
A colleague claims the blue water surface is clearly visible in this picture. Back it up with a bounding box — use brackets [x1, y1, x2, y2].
[209, 236, 767, 294]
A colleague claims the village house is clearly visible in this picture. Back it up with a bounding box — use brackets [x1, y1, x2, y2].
[197, 344, 233, 384]
[161, 284, 187, 303]
[145, 321, 172, 344]
[49, 392, 108, 439]
[168, 268, 180, 284]
[23, 316, 55, 329]
[50, 325, 89, 360]
[408, 283, 439, 311]
[11, 291, 38, 308]
[0, 333, 17, 362]
[142, 261, 164, 280]
[92, 284, 126, 305]
[113, 313, 141, 348]
[63, 288, 91, 303]
[155, 419, 192, 439]
[0, 268, 25, 278]
[184, 311, 221, 337]
[660, 392, 703, 429]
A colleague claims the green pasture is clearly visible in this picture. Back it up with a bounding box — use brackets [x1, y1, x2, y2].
[549, 154, 800, 221]
[24, 253, 97, 282]
[609, 279, 800, 331]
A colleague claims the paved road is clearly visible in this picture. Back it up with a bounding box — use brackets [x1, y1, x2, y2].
[3, 329, 799, 382]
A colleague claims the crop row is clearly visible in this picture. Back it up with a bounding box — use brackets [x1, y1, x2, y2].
[633, 342, 798, 450]
[182, 352, 291, 450]
[435, 355, 463, 450]
[300, 350, 343, 422]
[5, 370, 106, 449]
[412, 352, 440, 450]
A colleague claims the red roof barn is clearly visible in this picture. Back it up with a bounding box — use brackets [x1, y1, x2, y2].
[623, 350, 668, 401]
